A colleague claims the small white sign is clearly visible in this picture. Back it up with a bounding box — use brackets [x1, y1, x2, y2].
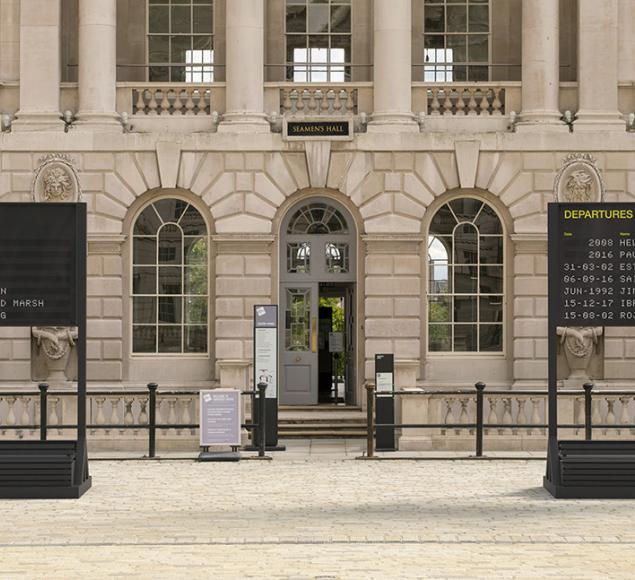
[255, 327, 277, 398]
[199, 389, 241, 447]
[376, 372, 393, 394]
[328, 332, 344, 353]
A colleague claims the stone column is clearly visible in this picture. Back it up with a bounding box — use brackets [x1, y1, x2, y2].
[0, 0, 20, 82]
[517, 0, 566, 131]
[13, 0, 64, 131]
[76, 0, 120, 131]
[368, 0, 417, 132]
[575, 0, 624, 131]
[618, 0, 635, 82]
[218, 0, 269, 133]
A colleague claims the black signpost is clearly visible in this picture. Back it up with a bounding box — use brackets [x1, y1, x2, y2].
[375, 354, 395, 451]
[546, 202, 635, 498]
[0, 203, 90, 499]
[248, 305, 285, 452]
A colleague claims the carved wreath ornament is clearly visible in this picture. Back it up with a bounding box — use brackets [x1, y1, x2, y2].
[554, 153, 605, 203]
[32, 154, 81, 203]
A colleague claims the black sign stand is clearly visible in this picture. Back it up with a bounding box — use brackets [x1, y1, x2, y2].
[245, 305, 285, 452]
[545, 202, 635, 498]
[0, 203, 90, 499]
[375, 354, 395, 451]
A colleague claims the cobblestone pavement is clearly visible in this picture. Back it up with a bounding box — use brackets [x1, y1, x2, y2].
[1, 448, 635, 579]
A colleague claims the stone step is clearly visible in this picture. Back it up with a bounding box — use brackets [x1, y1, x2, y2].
[278, 430, 367, 439]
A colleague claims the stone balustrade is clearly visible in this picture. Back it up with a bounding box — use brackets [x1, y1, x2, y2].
[279, 86, 358, 116]
[425, 85, 506, 117]
[130, 85, 214, 116]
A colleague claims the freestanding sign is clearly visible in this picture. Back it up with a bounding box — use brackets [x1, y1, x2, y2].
[375, 353, 395, 451]
[546, 203, 635, 498]
[0, 203, 90, 499]
[252, 305, 284, 450]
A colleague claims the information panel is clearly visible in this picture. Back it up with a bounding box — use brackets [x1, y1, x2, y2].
[199, 390, 241, 447]
[551, 203, 635, 326]
[0, 204, 80, 326]
[254, 305, 278, 399]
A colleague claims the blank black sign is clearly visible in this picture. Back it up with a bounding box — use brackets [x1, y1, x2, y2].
[550, 202, 635, 327]
[0, 203, 84, 326]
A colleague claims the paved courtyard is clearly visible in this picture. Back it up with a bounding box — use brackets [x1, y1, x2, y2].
[1, 443, 635, 579]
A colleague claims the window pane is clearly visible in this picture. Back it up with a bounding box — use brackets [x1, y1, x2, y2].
[193, 5, 213, 34]
[184, 237, 207, 265]
[179, 205, 207, 235]
[185, 265, 207, 294]
[429, 204, 457, 235]
[454, 325, 477, 352]
[133, 267, 157, 294]
[454, 265, 477, 293]
[285, 288, 311, 351]
[308, 4, 329, 33]
[159, 266, 182, 294]
[133, 297, 156, 324]
[149, 35, 169, 63]
[447, 5, 466, 32]
[287, 6, 307, 33]
[447, 35, 467, 63]
[429, 297, 451, 322]
[133, 326, 156, 353]
[468, 66, 488, 81]
[134, 237, 156, 265]
[172, 5, 191, 34]
[479, 237, 503, 264]
[429, 324, 451, 351]
[159, 326, 182, 353]
[480, 325, 503, 352]
[331, 5, 351, 33]
[325, 242, 349, 273]
[480, 296, 503, 323]
[186, 297, 208, 324]
[149, 6, 169, 33]
[288, 242, 311, 273]
[158, 224, 183, 265]
[159, 296, 182, 324]
[450, 198, 482, 222]
[428, 236, 452, 264]
[480, 266, 503, 294]
[468, 34, 488, 62]
[134, 205, 162, 235]
[425, 5, 444, 33]
[149, 66, 170, 82]
[454, 224, 478, 264]
[469, 5, 489, 33]
[474, 204, 502, 234]
[172, 35, 191, 63]
[155, 198, 188, 223]
[185, 326, 207, 353]
[429, 263, 451, 293]
[454, 296, 477, 323]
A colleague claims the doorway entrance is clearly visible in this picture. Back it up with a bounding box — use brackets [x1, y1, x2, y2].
[279, 199, 357, 406]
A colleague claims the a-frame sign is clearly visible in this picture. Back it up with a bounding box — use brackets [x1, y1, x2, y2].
[0, 203, 90, 498]
[546, 203, 635, 498]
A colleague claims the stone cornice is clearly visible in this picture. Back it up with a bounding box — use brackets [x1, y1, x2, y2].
[88, 234, 126, 254]
[212, 234, 275, 254]
[363, 234, 425, 254]
[511, 233, 548, 253]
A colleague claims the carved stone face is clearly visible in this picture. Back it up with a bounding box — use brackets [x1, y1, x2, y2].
[42, 167, 73, 201]
[565, 170, 594, 202]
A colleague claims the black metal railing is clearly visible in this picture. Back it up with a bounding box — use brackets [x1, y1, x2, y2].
[364, 382, 635, 458]
[0, 383, 267, 459]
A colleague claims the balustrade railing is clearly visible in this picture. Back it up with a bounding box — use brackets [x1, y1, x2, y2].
[365, 383, 635, 457]
[424, 85, 506, 116]
[280, 87, 358, 116]
[131, 85, 213, 116]
[0, 383, 265, 458]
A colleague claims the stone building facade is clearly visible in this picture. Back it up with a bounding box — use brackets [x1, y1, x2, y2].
[1, 0, 635, 449]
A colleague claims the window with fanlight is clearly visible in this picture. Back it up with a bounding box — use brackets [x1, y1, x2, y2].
[132, 199, 209, 354]
[427, 198, 504, 353]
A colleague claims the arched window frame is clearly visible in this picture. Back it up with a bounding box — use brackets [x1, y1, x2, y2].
[426, 195, 505, 355]
[130, 197, 210, 356]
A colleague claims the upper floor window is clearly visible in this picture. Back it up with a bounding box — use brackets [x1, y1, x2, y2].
[148, 0, 214, 83]
[286, 0, 352, 82]
[423, 0, 489, 82]
[132, 199, 209, 354]
[427, 198, 503, 353]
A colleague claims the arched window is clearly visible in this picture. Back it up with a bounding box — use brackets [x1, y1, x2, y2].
[132, 199, 208, 354]
[427, 197, 503, 353]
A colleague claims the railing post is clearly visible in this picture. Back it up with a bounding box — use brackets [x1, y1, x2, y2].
[257, 382, 267, 458]
[366, 383, 375, 458]
[475, 382, 486, 457]
[583, 382, 593, 441]
[38, 383, 49, 441]
[148, 382, 158, 458]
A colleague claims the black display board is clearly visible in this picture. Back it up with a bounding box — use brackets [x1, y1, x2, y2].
[0, 203, 90, 499]
[546, 202, 635, 498]
[375, 353, 395, 451]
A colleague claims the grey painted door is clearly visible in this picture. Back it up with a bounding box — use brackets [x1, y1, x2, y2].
[280, 283, 319, 405]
